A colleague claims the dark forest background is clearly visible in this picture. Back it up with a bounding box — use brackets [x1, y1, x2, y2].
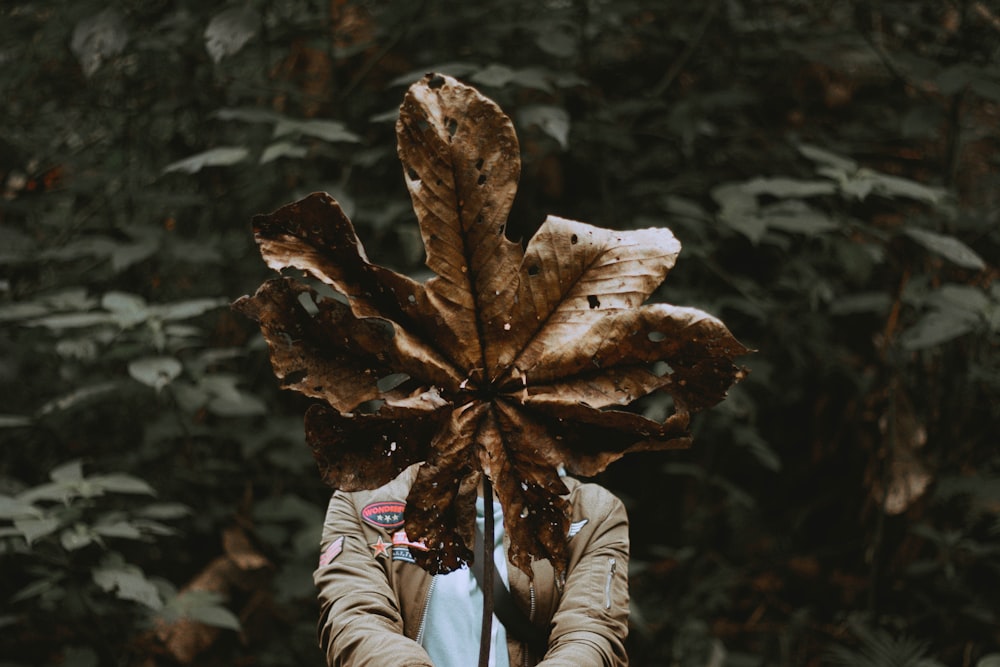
[1, 1, 998, 665]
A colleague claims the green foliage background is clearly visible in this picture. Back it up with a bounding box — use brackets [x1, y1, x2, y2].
[1, 1, 997, 665]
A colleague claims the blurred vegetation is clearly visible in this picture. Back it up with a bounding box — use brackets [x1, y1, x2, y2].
[1, 1, 997, 665]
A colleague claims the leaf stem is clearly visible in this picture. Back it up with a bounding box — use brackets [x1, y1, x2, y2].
[479, 475, 495, 667]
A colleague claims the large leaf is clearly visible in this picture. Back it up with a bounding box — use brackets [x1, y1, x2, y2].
[235, 73, 749, 576]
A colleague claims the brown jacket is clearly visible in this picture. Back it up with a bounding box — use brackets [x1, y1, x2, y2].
[314, 464, 630, 666]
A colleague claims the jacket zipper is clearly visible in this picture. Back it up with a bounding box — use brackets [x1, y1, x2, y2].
[415, 576, 436, 645]
[522, 582, 536, 667]
[604, 558, 617, 610]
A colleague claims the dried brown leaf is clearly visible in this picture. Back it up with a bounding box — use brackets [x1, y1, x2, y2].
[236, 73, 750, 577]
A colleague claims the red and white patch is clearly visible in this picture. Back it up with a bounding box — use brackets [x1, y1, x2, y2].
[391, 529, 428, 551]
[361, 501, 406, 530]
[369, 536, 390, 558]
[319, 536, 345, 567]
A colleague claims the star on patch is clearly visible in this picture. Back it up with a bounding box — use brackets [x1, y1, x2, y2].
[369, 536, 390, 558]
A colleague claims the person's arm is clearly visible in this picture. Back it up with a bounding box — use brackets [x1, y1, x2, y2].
[313, 491, 434, 667]
[538, 487, 630, 667]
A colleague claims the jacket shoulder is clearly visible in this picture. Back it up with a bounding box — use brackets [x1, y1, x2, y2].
[335, 464, 420, 506]
[564, 476, 624, 521]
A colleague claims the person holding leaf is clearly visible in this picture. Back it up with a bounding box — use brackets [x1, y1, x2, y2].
[313, 464, 630, 666]
[234, 72, 746, 667]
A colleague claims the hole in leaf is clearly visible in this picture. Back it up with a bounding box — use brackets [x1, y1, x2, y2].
[653, 361, 673, 377]
[407, 168, 419, 182]
[497, 224, 505, 236]
[297, 291, 319, 316]
[447, 117, 458, 137]
[357, 399, 385, 414]
[407, 294, 417, 304]
[416, 118, 430, 131]
[428, 74, 445, 89]
[475, 158, 484, 170]
[377, 372, 410, 393]
[570, 234, 578, 244]
[587, 295, 601, 309]
[477, 174, 487, 185]
[528, 265, 540, 276]
[648, 331, 667, 342]
[284, 370, 307, 385]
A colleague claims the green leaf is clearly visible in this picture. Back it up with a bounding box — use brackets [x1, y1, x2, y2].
[0, 495, 42, 520]
[510, 67, 554, 93]
[760, 200, 840, 235]
[389, 62, 478, 87]
[71, 9, 128, 77]
[863, 171, 947, 204]
[17, 481, 74, 504]
[200, 375, 267, 417]
[900, 312, 977, 350]
[926, 284, 990, 314]
[536, 30, 576, 58]
[711, 182, 757, 218]
[904, 228, 986, 270]
[798, 143, 858, 172]
[61, 524, 97, 551]
[13, 516, 61, 544]
[733, 426, 781, 472]
[137, 503, 191, 520]
[260, 141, 308, 164]
[186, 603, 242, 631]
[102, 291, 149, 327]
[93, 520, 144, 540]
[471, 63, 516, 88]
[153, 297, 228, 321]
[830, 292, 893, 316]
[0, 303, 49, 322]
[164, 147, 249, 174]
[10, 574, 65, 603]
[208, 392, 267, 417]
[36, 382, 119, 416]
[89, 474, 157, 496]
[25, 312, 113, 330]
[0, 414, 32, 429]
[128, 356, 183, 390]
[204, 7, 259, 63]
[272, 118, 360, 143]
[742, 177, 837, 199]
[161, 590, 242, 631]
[110, 240, 159, 273]
[50, 460, 84, 483]
[92, 558, 163, 610]
[519, 105, 570, 149]
[213, 107, 284, 124]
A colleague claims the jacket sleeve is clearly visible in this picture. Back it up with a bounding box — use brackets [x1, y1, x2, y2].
[313, 491, 434, 667]
[537, 487, 630, 667]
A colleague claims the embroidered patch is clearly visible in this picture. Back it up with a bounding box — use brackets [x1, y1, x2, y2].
[361, 501, 406, 530]
[391, 546, 417, 563]
[369, 536, 390, 558]
[392, 529, 428, 552]
[567, 519, 589, 539]
[319, 536, 345, 567]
